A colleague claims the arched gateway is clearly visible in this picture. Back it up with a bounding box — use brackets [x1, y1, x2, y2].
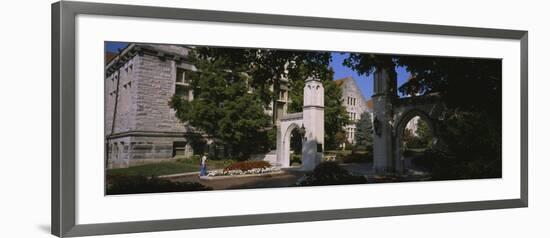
[372, 68, 446, 173]
[275, 77, 324, 171]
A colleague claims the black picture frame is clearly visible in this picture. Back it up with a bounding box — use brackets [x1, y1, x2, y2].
[52, 1, 528, 237]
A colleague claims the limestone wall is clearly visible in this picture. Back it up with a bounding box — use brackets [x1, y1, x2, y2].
[105, 44, 198, 167]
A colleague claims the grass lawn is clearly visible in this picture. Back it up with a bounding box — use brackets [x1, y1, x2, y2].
[107, 157, 236, 177]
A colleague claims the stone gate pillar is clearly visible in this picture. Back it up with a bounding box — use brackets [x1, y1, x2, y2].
[302, 77, 324, 170]
[372, 68, 397, 173]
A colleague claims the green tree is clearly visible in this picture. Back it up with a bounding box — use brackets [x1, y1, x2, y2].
[426, 111, 502, 179]
[334, 131, 347, 150]
[343, 53, 501, 118]
[355, 112, 373, 150]
[192, 47, 331, 117]
[415, 119, 433, 146]
[169, 53, 271, 159]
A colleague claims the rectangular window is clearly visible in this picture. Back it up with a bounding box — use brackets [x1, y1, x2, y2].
[173, 141, 187, 157]
[176, 68, 186, 84]
[175, 85, 190, 100]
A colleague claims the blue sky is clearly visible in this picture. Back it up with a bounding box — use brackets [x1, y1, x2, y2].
[105, 42, 129, 53]
[330, 52, 409, 99]
[106, 42, 410, 100]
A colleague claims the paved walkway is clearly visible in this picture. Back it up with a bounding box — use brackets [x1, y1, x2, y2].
[167, 169, 306, 190]
[167, 157, 431, 190]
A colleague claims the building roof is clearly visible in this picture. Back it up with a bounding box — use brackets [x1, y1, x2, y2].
[334, 76, 351, 87]
[105, 51, 118, 65]
[104, 43, 193, 76]
[334, 76, 370, 107]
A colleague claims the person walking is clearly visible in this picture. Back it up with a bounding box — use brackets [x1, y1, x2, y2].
[199, 153, 208, 177]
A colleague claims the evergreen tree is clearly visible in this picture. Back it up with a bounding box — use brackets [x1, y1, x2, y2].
[355, 112, 374, 150]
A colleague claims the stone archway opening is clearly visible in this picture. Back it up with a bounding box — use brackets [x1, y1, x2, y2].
[394, 111, 436, 173]
[289, 128, 303, 166]
[280, 122, 302, 168]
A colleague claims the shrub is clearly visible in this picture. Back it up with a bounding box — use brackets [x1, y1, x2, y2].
[106, 175, 212, 195]
[290, 155, 302, 165]
[223, 160, 271, 172]
[342, 152, 372, 164]
[414, 148, 501, 180]
[296, 161, 367, 186]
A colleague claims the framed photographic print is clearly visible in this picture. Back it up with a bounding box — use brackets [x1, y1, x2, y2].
[52, 1, 528, 237]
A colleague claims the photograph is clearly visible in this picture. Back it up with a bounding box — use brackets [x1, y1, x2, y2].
[104, 41, 502, 195]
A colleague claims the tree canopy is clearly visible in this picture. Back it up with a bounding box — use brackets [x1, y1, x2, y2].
[169, 54, 271, 158]
[344, 54, 501, 119]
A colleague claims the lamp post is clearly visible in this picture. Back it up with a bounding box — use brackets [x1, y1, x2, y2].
[298, 124, 306, 140]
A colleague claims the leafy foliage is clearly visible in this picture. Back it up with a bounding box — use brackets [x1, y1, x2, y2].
[334, 131, 347, 148]
[402, 118, 433, 149]
[169, 50, 271, 159]
[413, 111, 502, 179]
[344, 53, 502, 119]
[191, 47, 331, 109]
[416, 119, 433, 144]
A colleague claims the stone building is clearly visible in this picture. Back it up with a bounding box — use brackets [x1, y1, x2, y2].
[335, 77, 371, 144]
[105, 43, 289, 168]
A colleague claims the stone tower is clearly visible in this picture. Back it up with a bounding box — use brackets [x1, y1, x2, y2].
[302, 77, 325, 170]
[372, 68, 397, 172]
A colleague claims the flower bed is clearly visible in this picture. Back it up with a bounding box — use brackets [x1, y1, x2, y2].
[206, 160, 279, 177]
[207, 166, 280, 177]
[223, 160, 271, 172]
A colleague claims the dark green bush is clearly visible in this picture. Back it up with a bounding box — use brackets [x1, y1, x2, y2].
[290, 155, 302, 165]
[406, 137, 426, 149]
[107, 175, 212, 195]
[296, 161, 367, 186]
[412, 148, 501, 180]
[341, 152, 372, 164]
